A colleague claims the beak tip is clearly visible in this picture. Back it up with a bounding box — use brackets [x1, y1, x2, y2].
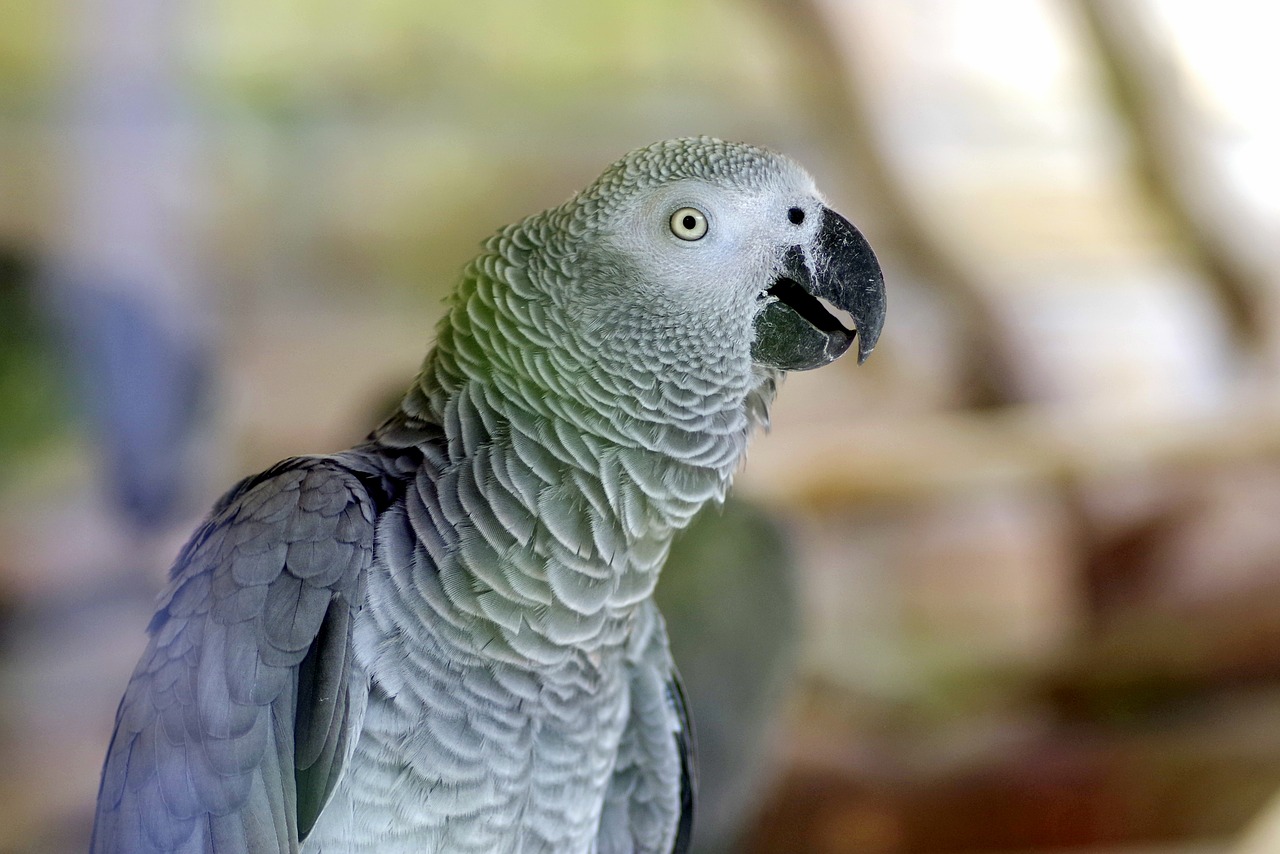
[855, 333, 878, 365]
[854, 293, 885, 366]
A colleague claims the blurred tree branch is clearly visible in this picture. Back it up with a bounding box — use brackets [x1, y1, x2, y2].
[756, 0, 1029, 407]
[738, 402, 1280, 506]
[1071, 0, 1279, 355]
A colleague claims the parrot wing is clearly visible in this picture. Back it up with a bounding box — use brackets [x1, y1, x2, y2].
[91, 456, 379, 854]
[597, 607, 696, 854]
[669, 670, 697, 854]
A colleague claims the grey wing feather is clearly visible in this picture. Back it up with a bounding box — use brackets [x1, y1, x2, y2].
[91, 456, 378, 854]
[668, 672, 696, 854]
[598, 621, 696, 854]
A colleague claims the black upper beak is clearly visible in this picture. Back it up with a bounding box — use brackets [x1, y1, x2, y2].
[751, 206, 886, 371]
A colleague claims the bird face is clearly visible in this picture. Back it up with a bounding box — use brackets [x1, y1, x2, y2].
[581, 144, 884, 374]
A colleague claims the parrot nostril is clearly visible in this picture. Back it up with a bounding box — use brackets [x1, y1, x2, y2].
[787, 207, 805, 225]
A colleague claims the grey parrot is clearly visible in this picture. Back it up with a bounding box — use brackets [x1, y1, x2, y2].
[90, 137, 885, 854]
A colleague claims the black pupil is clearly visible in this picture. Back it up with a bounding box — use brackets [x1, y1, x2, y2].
[788, 207, 805, 224]
[682, 214, 697, 230]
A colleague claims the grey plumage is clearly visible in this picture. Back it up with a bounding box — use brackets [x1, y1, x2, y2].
[91, 137, 885, 853]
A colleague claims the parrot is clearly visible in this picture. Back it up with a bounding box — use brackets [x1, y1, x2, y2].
[90, 137, 885, 854]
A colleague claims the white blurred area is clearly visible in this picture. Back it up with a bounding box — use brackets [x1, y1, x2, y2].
[811, 0, 1275, 418]
[2, 1, 1280, 852]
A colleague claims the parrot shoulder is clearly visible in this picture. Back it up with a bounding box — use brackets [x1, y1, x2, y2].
[91, 452, 393, 854]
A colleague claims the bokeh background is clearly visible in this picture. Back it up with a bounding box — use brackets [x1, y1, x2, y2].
[3, 1, 1280, 851]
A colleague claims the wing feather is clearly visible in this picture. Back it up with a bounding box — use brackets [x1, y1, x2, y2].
[668, 673, 695, 854]
[91, 456, 379, 854]
[597, 605, 697, 854]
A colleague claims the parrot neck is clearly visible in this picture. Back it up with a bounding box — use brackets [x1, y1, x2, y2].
[371, 244, 778, 665]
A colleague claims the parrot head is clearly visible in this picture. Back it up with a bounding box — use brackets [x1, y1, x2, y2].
[563, 137, 885, 375]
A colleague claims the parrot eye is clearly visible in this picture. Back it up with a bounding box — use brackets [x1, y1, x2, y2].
[669, 207, 708, 241]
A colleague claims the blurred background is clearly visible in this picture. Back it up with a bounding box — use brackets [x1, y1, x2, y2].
[2, 0, 1280, 851]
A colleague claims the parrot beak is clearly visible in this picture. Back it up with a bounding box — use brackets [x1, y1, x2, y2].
[751, 206, 885, 371]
